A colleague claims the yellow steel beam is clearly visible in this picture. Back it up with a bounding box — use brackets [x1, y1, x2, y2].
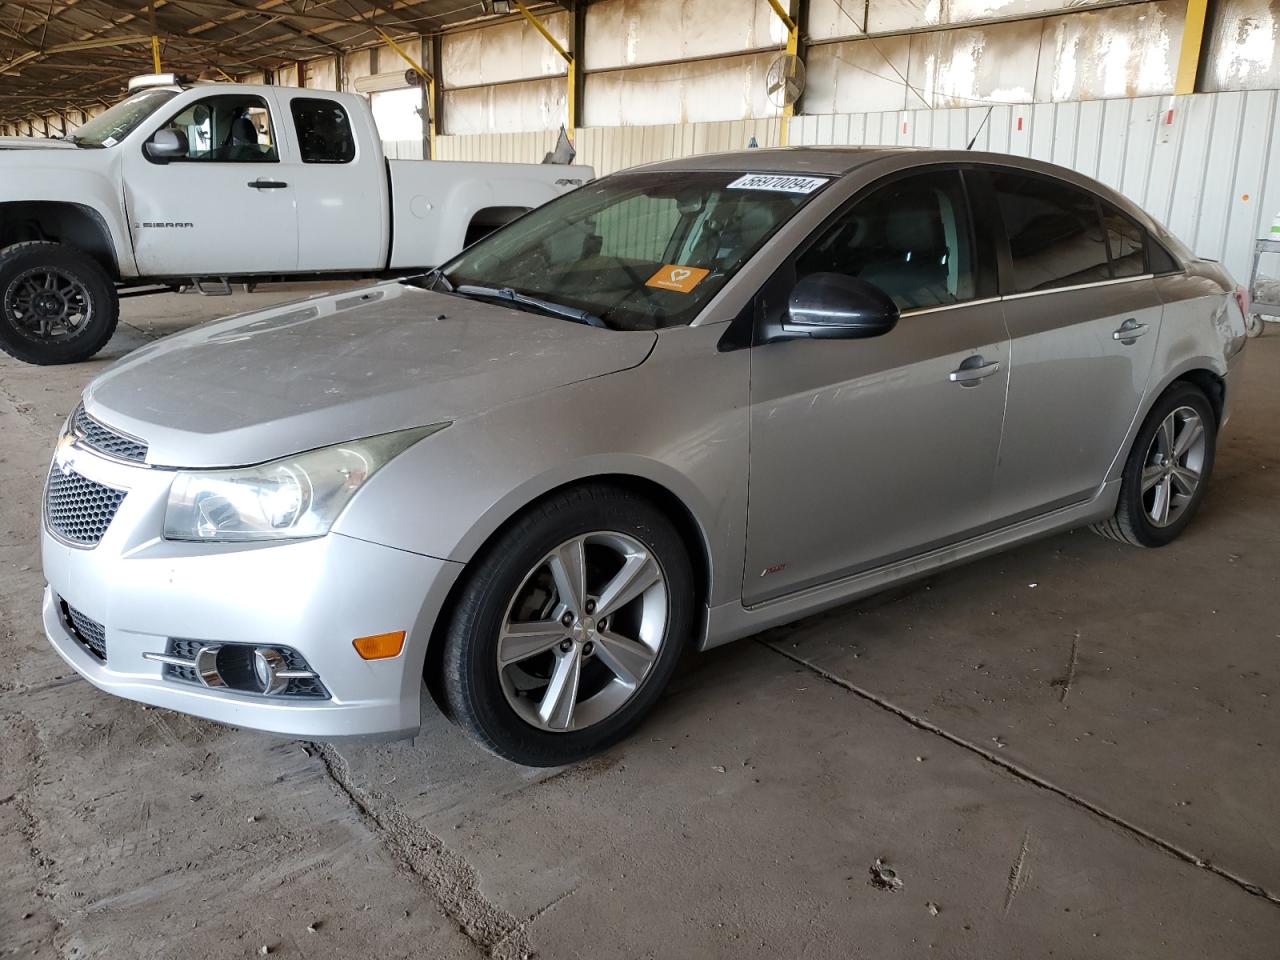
[513, 0, 575, 132]
[374, 27, 436, 159]
[148, 1, 163, 72]
[1174, 0, 1209, 96]
[764, 0, 798, 34]
[765, 0, 799, 145]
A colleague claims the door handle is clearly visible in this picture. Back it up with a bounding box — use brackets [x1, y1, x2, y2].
[247, 179, 288, 189]
[949, 357, 1000, 384]
[1113, 319, 1149, 342]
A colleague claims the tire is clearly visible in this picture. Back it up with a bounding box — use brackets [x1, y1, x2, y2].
[441, 485, 695, 766]
[1091, 382, 1217, 547]
[0, 241, 119, 365]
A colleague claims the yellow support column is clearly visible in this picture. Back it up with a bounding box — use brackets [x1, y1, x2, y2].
[514, 1, 575, 134]
[765, 0, 799, 146]
[148, 1, 162, 72]
[1174, 0, 1209, 96]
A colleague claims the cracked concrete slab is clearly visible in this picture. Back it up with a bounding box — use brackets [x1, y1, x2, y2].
[2, 286, 1277, 959]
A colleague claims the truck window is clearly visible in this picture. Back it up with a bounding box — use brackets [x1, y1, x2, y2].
[152, 95, 277, 163]
[290, 99, 356, 164]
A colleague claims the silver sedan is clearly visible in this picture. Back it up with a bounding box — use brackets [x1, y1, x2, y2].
[41, 148, 1248, 765]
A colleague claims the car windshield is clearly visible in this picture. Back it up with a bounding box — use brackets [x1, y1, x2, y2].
[70, 89, 179, 147]
[438, 170, 830, 331]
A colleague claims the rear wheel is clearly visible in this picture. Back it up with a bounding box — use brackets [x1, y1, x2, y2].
[440, 485, 694, 766]
[0, 241, 119, 365]
[1092, 382, 1216, 547]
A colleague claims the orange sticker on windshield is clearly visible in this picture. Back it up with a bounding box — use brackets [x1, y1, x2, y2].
[645, 264, 711, 293]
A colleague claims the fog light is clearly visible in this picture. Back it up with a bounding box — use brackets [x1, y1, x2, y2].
[352, 630, 406, 660]
[253, 647, 289, 695]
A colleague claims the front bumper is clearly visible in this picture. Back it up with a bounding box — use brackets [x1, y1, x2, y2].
[40, 445, 463, 739]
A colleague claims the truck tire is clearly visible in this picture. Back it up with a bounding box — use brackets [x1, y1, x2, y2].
[0, 241, 119, 365]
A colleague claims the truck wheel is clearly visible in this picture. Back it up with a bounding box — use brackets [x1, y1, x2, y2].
[0, 241, 119, 365]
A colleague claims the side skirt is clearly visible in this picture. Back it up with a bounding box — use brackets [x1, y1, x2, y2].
[699, 481, 1120, 651]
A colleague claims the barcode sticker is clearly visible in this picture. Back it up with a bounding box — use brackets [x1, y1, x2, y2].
[727, 174, 829, 194]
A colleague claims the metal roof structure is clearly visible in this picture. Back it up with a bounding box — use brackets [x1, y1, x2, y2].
[0, 1, 551, 126]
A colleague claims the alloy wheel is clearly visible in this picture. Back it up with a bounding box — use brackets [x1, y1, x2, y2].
[497, 531, 668, 733]
[4, 266, 93, 340]
[1141, 405, 1207, 528]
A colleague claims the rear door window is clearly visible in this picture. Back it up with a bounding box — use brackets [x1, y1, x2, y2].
[991, 171, 1110, 292]
[1102, 204, 1146, 278]
[290, 98, 356, 163]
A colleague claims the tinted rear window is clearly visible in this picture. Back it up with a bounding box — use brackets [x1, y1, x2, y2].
[992, 172, 1110, 293]
[290, 98, 355, 163]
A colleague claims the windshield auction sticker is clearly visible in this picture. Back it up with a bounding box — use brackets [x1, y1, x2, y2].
[646, 264, 712, 293]
[727, 174, 829, 194]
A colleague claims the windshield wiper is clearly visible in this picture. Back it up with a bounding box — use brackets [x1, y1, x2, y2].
[454, 284, 608, 329]
[421, 267, 453, 292]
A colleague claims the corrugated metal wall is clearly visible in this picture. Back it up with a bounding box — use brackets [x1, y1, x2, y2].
[435, 118, 785, 170]
[436, 90, 1278, 284]
[787, 90, 1280, 282]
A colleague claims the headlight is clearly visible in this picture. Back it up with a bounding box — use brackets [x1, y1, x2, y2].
[163, 423, 448, 542]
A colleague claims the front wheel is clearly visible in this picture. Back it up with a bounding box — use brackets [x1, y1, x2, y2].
[1092, 382, 1217, 547]
[440, 486, 695, 766]
[0, 241, 119, 365]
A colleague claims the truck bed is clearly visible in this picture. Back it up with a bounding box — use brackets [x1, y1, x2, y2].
[387, 160, 593, 270]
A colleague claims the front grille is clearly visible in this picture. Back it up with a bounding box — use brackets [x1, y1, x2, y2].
[61, 600, 106, 661]
[72, 404, 148, 463]
[45, 467, 126, 546]
[162, 639, 330, 699]
[165, 638, 202, 684]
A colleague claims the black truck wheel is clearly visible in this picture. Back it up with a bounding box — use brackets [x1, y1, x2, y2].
[0, 241, 119, 365]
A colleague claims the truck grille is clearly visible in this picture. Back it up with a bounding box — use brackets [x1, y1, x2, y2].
[61, 600, 106, 661]
[45, 467, 126, 546]
[72, 404, 148, 463]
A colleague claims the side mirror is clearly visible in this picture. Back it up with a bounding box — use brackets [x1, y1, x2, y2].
[145, 128, 187, 162]
[773, 272, 899, 341]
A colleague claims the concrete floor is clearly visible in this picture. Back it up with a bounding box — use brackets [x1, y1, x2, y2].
[2, 285, 1278, 959]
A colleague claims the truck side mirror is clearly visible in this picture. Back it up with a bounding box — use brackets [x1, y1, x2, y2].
[145, 128, 187, 163]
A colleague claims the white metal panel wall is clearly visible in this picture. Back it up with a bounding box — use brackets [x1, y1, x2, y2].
[807, 0, 1148, 38]
[304, 57, 339, 91]
[584, 50, 782, 126]
[434, 117, 784, 174]
[787, 90, 1280, 282]
[1204, 0, 1280, 91]
[584, 0, 786, 69]
[443, 12, 570, 87]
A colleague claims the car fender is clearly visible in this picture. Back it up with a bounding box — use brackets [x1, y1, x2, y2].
[1103, 353, 1229, 484]
[334, 323, 749, 608]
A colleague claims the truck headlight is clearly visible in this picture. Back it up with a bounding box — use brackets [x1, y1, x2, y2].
[163, 424, 448, 542]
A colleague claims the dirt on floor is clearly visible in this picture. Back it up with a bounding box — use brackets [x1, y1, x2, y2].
[1, 288, 1277, 960]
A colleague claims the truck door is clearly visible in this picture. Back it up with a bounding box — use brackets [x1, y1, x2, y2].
[124, 92, 298, 277]
[271, 91, 388, 272]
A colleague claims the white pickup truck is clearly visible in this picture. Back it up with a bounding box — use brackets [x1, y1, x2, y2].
[0, 77, 592, 364]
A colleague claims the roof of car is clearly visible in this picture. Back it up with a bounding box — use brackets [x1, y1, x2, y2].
[633, 146, 929, 176]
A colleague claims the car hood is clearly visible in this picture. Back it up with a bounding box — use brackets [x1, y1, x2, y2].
[84, 282, 657, 468]
[0, 136, 79, 150]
